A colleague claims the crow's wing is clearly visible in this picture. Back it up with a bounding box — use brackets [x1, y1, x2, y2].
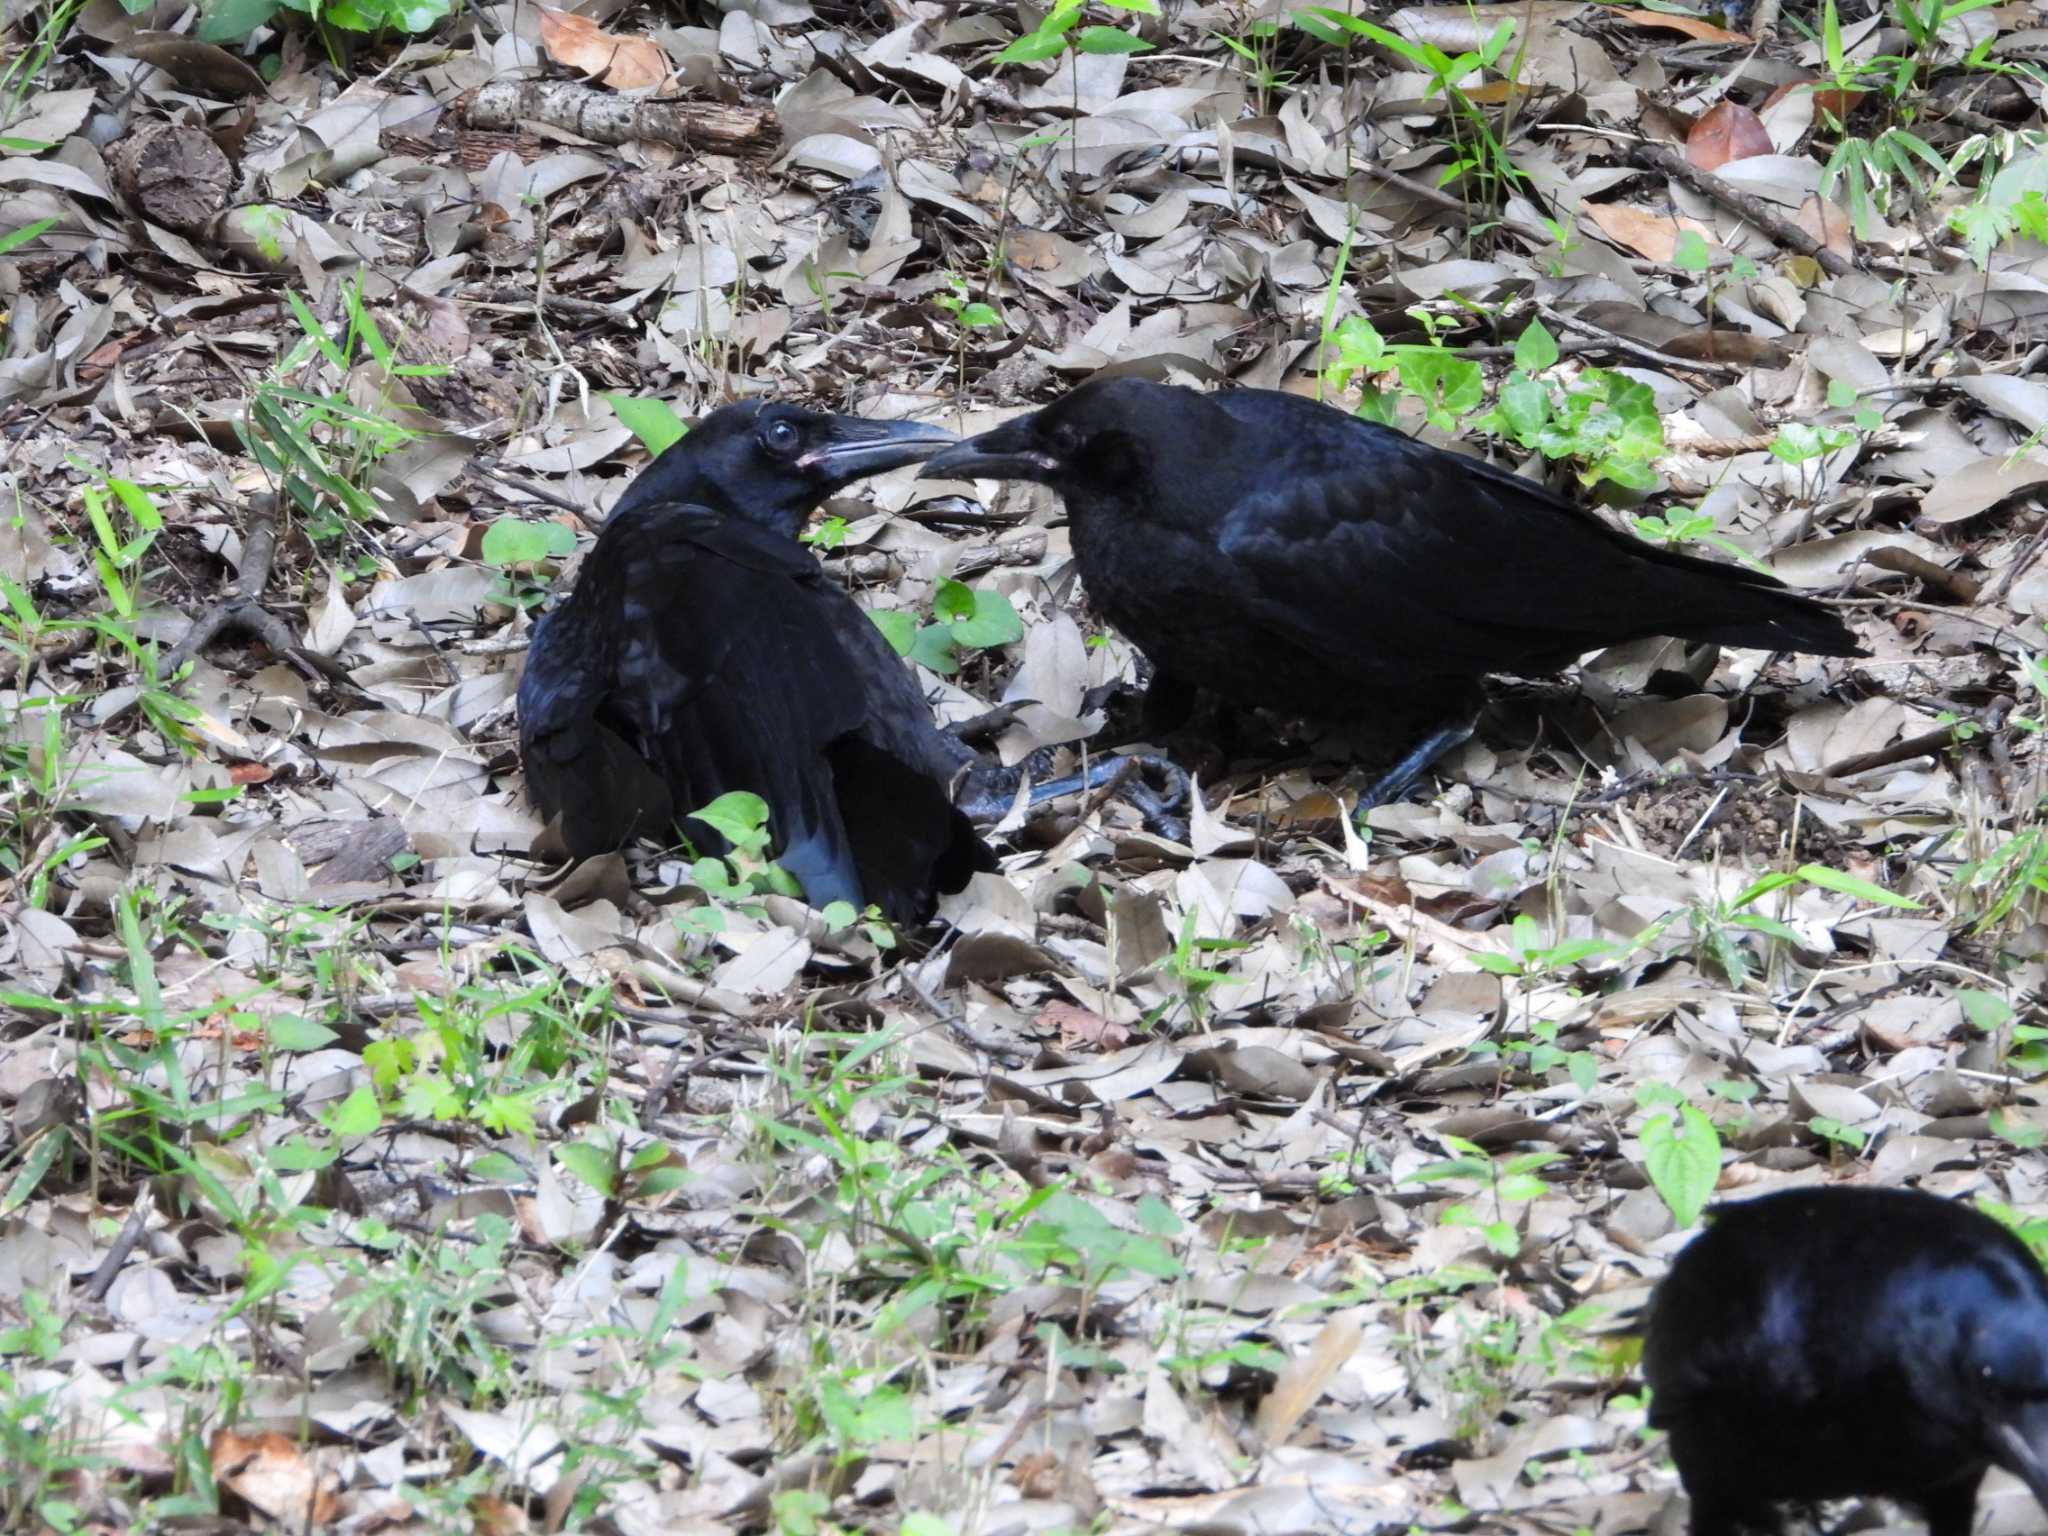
[519, 503, 988, 920]
[1203, 391, 1858, 673]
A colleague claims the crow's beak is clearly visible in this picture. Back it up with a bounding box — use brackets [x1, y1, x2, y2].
[920, 418, 1060, 482]
[803, 418, 956, 477]
[1991, 1410, 2048, 1513]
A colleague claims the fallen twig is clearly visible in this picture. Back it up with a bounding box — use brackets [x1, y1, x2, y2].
[1533, 302, 1747, 378]
[1865, 546, 1983, 603]
[162, 502, 353, 684]
[465, 80, 778, 155]
[1629, 141, 1854, 277]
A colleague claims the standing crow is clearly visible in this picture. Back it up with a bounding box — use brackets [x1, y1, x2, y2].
[921, 376, 1864, 802]
[1643, 1185, 2048, 1536]
[517, 401, 995, 923]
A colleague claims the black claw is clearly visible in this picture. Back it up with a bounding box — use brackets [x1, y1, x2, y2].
[1358, 716, 1478, 810]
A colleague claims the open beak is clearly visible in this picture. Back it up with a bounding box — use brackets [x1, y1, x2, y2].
[1990, 1412, 2048, 1513]
[919, 417, 1060, 482]
[803, 417, 956, 478]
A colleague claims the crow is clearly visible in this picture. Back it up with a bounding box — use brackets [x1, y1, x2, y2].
[516, 401, 996, 924]
[1643, 1185, 2048, 1536]
[921, 376, 1865, 802]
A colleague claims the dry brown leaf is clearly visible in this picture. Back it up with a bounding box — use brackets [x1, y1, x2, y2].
[1687, 100, 1774, 172]
[209, 1430, 342, 1525]
[1612, 6, 1748, 39]
[1762, 77, 1866, 122]
[1792, 192, 1855, 260]
[1255, 1311, 1365, 1444]
[1040, 998, 1131, 1050]
[1581, 200, 1716, 262]
[537, 7, 670, 89]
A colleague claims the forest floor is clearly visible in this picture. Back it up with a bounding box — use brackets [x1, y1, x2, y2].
[4, 0, 2048, 1529]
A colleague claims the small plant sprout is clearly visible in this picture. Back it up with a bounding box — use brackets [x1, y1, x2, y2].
[869, 577, 1024, 676]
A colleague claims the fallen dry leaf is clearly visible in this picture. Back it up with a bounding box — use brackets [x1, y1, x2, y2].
[1613, 6, 1749, 40]
[1581, 200, 1717, 262]
[210, 1430, 342, 1525]
[1687, 99, 1774, 172]
[537, 7, 670, 90]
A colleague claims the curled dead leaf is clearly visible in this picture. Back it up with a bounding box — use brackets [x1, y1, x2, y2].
[1792, 192, 1854, 261]
[1613, 7, 1749, 40]
[209, 1429, 343, 1525]
[1687, 100, 1774, 172]
[537, 7, 671, 90]
[1581, 200, 1716, 263]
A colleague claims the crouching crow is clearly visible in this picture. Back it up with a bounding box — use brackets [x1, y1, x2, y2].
[922, 376, 1865, 803]
[1643, 1185, 2048, 1536]
[517, 401, 996, 924]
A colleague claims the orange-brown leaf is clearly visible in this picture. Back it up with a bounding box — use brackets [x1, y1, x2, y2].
[1687, 99, 1773, 172]
[537, 7, 670, 90]
[1793, 192, 1854, 260]
[1581, 201, 1716, 263]
[1613, 7, 1748, 40]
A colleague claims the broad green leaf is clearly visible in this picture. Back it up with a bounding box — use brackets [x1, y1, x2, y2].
[197, 0, 280, 42]
[869, 608, 916, 655]
[1642, 1104, 1719, 1229]
[1494, 375, 1550, 443]
[1960, 989, 2015, 1032]
[557, 1141, 616, 1197]
[692, 791, 771, 850]
[1076, 24, 1152, 51]
[480, 516, 576, 568]
[1513, 320, 1558, 373]
[324, 1085, 382, 1138]
[267, 1014, 339, 1052]
[606, 393, 688, 455]
[1794, 861, 1922, 909]
[992, 26, 1070, 62]
[388, 0, 453, 28]
[933, 581, 1024, 650]
[266, 1136, 337, 1172]
[1672, 229, 1713, 272]
[909, 624, 959, 674]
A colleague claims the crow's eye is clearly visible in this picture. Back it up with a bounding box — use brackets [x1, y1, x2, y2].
[762, 418, 800, 454]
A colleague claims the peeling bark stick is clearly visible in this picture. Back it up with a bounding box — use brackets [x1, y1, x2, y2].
[164, 504, 351, 684]
[1629, 141, 1854, 277]
[464, 80, 780, 155]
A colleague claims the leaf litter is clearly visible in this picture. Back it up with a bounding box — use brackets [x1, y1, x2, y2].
[3, 0, 2048, 1529]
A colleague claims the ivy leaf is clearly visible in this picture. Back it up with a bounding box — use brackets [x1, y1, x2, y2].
[909, 624, 960, 675]
[1642, 1105, 1720, 1229]
[557, 1141, 616, 1198]
[692, 791, 772, 852]
[480, 517, 576, 568]
[1513, 319, 1559, 373]
[606, 393, 689, 456]
[1076, 25, 1152, 51]
[869, 609, 916, 655]
[992, 26, 1070, 62]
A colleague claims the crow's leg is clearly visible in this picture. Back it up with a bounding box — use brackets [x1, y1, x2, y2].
[1028, 753, 1191, 841]
[1358, 714, 1478, 809]
[956, 753, 1191, 841]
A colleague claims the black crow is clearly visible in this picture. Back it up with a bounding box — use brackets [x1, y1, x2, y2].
[921, 376, 1865, 802]
[517, 401, 996, 924]
[1643, 1185, 2048, 1536]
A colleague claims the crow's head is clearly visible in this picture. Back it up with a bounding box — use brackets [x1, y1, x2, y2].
[614, 401, 955, 538]
[1948, 1244, 2048, 1510]
[919, 375, 1178, 501]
